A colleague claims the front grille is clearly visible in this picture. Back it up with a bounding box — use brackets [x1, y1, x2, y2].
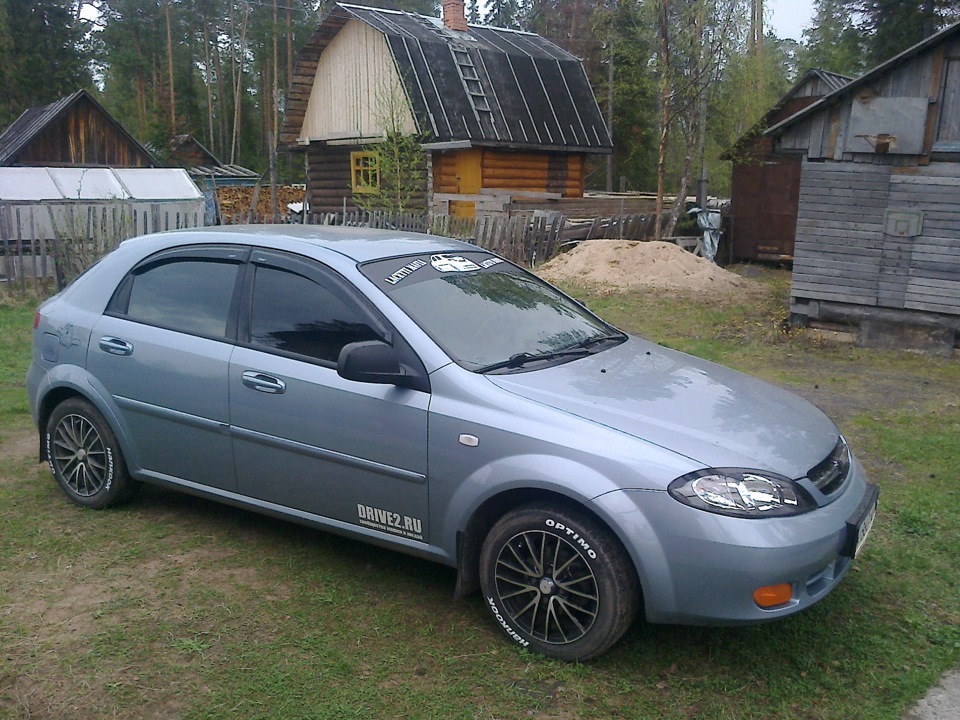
[806, 438, 850, 495]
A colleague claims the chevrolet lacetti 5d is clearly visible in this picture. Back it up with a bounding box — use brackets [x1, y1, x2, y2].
[27, 226, 879, 660]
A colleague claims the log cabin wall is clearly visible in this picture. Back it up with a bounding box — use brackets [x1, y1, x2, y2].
[432, 150, 584, 196]
[306, 143, 429, 213]
[306, 144, 356, 213]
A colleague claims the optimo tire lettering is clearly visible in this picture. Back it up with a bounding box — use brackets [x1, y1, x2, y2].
[544, 518, 598, 559]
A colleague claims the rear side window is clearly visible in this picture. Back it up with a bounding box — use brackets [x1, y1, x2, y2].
[249, 265, 381, 363]
[118, 259, 241, 338]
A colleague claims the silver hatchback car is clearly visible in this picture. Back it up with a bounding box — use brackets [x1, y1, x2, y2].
[27, 226, 878, 661]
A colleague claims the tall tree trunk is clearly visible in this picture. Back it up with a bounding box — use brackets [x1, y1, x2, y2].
[213, 31, 227, 157]
[605, 29, 614, 192]
[271, 0, 279, 219]
[695, 1, 709, 209]
[231, 5, 248, 165]
[654, 0, 670, 243]
[164, 0, 176, 135]
[203, 20, 215, 154]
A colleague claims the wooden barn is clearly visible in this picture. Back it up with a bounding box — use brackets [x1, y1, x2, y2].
[279, 1, 612, 218]
[0, 89, 155, 169]
[726, 69, 851, 261]
[766, 21, 960, 351]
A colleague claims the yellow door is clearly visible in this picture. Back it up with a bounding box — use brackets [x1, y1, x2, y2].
[450, 149, 482, 219]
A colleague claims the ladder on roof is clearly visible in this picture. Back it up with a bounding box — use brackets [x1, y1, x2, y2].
[451, 45, 495, 133]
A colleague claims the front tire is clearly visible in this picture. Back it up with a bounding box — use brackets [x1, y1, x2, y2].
[479, 504, 639, 661]
[46, 398, 137, 509]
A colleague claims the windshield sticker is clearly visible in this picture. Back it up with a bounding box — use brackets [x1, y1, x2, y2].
[430, 254, 481, 273]
[384, 258, 427, 285]
[480, 257, 504, 269]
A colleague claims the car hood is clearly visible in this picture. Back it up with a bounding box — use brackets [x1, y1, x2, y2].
[486, 337, 838, 479]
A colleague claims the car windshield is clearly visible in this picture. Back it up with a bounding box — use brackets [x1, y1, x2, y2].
[360, 252, 624, 373]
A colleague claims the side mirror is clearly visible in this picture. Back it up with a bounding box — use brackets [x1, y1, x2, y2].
[338, 340, 415, 388]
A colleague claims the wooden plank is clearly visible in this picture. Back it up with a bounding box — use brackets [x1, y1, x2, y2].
[790, 287, 879, 305]
[904, 299, 960, 314]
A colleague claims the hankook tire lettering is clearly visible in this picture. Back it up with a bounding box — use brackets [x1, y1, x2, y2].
[486, 596, 530, 647]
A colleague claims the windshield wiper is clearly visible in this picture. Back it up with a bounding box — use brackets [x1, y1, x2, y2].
[474, 347, 592, 374]
[571, 332, 627, 350]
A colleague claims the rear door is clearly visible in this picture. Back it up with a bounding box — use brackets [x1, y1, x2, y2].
[88, 245, 247, 490]
[228, 249, 430, 542]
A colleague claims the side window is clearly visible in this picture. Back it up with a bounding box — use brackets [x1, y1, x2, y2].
[122, 259, 240, 338]
[249, 265, 381, 363]
[350, 150, 379, 194]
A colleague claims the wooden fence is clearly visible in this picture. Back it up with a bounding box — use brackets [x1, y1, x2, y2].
[3, 203, 667, 296]
[1, 200, 203, 296]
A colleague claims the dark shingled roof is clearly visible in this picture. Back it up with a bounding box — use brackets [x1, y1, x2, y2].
[281, 3, 611, 153]
[0, 89, 156, 167]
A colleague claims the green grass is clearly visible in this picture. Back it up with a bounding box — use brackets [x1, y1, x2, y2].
[1, 272, 958, 719]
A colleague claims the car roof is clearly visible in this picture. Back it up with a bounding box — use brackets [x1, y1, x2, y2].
[167, 225, 480, 263]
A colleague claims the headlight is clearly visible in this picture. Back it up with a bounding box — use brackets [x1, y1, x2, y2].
[668, 469, 815, 518]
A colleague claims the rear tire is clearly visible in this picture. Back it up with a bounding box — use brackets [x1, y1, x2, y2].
[479, 504, 639, 661]
[46, 398, 138, 509]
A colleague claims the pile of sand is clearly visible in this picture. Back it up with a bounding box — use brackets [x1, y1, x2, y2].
[537, 239, 758, 296]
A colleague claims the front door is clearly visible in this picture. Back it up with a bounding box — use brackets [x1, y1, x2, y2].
[228, 250, 430, 542]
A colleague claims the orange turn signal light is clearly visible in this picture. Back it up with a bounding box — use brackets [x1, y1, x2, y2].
[753, 583, 792, 608]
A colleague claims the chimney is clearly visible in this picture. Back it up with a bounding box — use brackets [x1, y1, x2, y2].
[441, 0, 468, 32]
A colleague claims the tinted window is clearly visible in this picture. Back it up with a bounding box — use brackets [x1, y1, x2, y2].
[249, 265, 380, 363]
[125, 259, 239, 338]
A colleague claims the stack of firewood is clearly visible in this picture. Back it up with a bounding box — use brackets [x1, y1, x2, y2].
[216, 186, 306, 223]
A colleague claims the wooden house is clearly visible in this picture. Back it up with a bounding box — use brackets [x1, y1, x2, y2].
[0, 89, 155, 169]
[279, 1, 612, 218]
[766, 21, 960, 349]
[726, 69, 851, 261]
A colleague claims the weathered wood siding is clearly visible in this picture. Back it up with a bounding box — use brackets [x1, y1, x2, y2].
[300, 19, 416, 142]
[776, 35, 960, 164]
[889, 166, 960, 315]
[792, 161, 960, 316]
[11, 96, 153, 168]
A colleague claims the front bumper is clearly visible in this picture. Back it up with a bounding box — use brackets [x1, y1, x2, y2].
[592, 456, 875, 625]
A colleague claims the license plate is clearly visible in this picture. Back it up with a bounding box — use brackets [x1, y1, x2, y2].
[844, 484, 879, 559]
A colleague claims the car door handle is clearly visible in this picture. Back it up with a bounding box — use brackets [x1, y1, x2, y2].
[99, 336, 134, 356]
[241, 371, 286, 394]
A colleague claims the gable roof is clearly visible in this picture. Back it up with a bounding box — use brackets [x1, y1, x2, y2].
[0, 89, 157, 167]
[167, 134, 260, 182]
[765, 20, 960, 137]
[281, 3, 611, 153]
[723, 69, 852, 159]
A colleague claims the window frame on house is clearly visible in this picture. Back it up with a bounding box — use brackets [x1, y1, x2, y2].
[350, 151, 380, 194]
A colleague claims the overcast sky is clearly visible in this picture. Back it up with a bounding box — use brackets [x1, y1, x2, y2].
[767, 0, 815, 42]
